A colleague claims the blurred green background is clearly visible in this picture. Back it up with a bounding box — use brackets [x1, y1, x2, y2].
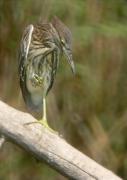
[0, 0, 127, 179]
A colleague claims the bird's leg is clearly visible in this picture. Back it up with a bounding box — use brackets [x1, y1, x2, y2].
[38, 98, 48, 127]
[37, 98, 58, 133]
[24, 98, 56, 133]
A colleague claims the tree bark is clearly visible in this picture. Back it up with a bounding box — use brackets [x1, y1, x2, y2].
[0, 100, 122, 180]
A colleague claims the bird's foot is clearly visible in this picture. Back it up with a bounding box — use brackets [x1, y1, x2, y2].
[38, 118, 52, 130]
[39, 118, 58, 134]
[34, 74, 43, 85]
[31, 74, 43, 87]
[24, 118, 58, 134]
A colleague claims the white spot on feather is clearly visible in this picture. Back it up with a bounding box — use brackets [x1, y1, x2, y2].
[25, 25, 34, 59]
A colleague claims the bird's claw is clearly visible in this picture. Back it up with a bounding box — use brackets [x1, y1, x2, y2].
[31, 74, 43, 86]
[24, 118, 58, 134]
[38, 119, 58, 134]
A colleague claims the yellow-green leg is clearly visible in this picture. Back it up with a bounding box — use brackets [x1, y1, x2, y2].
[25, 98, 56, 133]
[39, 98, 58, 134]
[38, 98, 57, 133]
[38, 98, 51, 129]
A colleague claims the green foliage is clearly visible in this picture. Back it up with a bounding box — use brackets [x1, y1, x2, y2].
[0, 0, 127, 179]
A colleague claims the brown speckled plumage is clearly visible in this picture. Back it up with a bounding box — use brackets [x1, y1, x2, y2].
[18, 16, 75, 112]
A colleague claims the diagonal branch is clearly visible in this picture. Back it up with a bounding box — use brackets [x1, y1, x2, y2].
[0, 100, 122, 180]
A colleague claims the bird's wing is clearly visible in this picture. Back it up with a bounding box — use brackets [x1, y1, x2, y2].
[47, 50, 59, 94]
[18, 24, 34, 77]
[18, 24, 35, 109]
[21, 24, 34, 59]
[52, 49, 59, 76]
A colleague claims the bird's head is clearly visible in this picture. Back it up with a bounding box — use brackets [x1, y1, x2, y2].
[51, 16, 75, 74]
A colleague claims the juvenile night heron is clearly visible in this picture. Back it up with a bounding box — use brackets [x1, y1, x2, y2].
[19, 16, 75, 129]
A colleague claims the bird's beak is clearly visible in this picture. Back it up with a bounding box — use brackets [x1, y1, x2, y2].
[64, 48, 75, 74]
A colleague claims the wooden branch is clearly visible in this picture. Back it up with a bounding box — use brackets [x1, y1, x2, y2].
[0, 101, 122, 180]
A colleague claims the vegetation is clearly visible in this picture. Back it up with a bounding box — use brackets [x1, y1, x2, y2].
[0, 0, 127, 179]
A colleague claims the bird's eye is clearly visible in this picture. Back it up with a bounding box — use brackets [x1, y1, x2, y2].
[61, 39, 65, 45]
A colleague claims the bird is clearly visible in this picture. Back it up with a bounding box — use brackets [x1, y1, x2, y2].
[18, 16, 75, 130]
